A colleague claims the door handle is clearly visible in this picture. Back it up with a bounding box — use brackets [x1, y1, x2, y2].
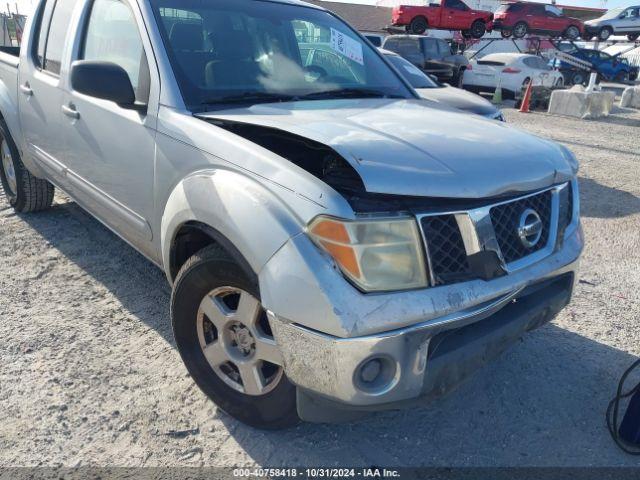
[62, 104, 80, 120]
[19, 83, 33, 96]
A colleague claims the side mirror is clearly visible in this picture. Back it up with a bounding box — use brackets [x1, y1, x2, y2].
[71, 60, 143, 111]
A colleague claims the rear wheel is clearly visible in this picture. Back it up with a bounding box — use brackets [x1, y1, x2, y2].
[571, 71, 587, 86]
[598, 27, 612, 41]
[628, 33, 639, 42]
[171, 244, 299, 430]
[409, 16, 428, 35]
[470, 20, 486, 39]
[513, 22, 528, 39]
[563, 25, 580, 40]
[0, 118, 54, 213]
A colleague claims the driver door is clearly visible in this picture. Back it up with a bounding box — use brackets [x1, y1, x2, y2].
[62, 0, 159, 252]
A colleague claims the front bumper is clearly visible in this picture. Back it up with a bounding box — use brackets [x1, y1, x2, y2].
[263, 222, 583, 415]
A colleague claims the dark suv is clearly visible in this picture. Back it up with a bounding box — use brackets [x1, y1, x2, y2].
[382, 35, 469, 87]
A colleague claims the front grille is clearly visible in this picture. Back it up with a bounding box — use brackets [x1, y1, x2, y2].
[490, 191, 553, 264]
[420, 215, 470, 285]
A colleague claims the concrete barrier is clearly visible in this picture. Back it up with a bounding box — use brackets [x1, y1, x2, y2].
[548, 86, 616, 119]
[620, 86, 640, 109]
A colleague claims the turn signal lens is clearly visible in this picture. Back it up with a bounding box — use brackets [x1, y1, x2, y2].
[308, 216, 428, 292]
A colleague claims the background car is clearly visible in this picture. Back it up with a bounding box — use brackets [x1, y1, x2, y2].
[556, 47, 639, 84]
[382, 34, 468, 86]
[584, 6, 640, 41]
[493, 2, 583, 40]
[364, 33, 386, 47]
[463, 53, 564, 98]
[391, 0, 494, 38]
[381, 49, 504, 120]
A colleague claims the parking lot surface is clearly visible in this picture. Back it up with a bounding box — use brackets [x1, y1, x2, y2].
[1, 106, 639, 467]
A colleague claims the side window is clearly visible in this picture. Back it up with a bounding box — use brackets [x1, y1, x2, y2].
[446, 0, 468, 11]
[34, 0, 55, 68]
[422, 39, 439, 58]
[436, 40, 450, 56]
[523, 57, 537, 68]
[34, 0, 77, 75]
[81, 0, 150, 103]
[45, 0, 78, 74]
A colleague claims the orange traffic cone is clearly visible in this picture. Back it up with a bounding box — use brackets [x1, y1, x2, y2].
[519, 80, 533, 113]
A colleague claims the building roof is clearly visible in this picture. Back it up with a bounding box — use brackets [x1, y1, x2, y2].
[304, 0, 392, 33]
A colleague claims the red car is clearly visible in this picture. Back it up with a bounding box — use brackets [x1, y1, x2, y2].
[392, 0, 494, 39]
[492, 2, 584, 39]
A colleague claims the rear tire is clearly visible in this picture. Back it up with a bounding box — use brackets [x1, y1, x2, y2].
[513, 22, 528, 39]
[628, 33, 639, 42]
[0, 118, 54, 213]
[563, 25, 580, 40]
[171, 244, 299, 430]
[470, 20, 486, 39]
[409, 16, 428, 35]
[571, 71, 587, 86]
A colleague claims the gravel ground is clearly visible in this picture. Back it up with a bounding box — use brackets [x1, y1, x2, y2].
[1, 105, 640, 469]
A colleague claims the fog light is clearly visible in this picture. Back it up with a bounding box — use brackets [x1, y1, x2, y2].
[354, 356, 398, 395]
[360, 359, 382, 384]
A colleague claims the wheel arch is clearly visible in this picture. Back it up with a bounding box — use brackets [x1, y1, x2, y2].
[161, 168, 315, 286]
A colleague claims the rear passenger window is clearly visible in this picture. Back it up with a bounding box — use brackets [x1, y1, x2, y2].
[34, 0, 77, 75]
[44, 0, 78, 74]
[81, 0, 150, 103]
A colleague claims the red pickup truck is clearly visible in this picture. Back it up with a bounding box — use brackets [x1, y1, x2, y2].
[392, 0, 494, 38]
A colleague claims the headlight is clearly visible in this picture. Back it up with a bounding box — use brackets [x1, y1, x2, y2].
[308, 216, 428, 292]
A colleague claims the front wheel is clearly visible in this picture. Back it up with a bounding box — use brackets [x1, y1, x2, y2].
[470, 20, 486, 39]
[628, 33, 639, 42]
[571, 71, 587, 86]
[615, 71, 629, 84]
[598, 27, 612, 41]
[171, 244, 299, 429]
[409, 16, 428, 35]
[512, 22, 528, 39]
[0, 119, 54, 213]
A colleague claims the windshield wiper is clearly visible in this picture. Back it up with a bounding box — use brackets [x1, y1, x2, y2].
[296, 88, 406, 101]
[201, 92, 296, 107]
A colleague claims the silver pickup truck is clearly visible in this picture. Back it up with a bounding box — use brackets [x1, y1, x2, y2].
[0, 0, 582, 429]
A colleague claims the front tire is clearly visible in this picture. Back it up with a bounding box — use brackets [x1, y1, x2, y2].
[0, 118, 54, 213]
[409, 16, 428, 35]
[598, 27, 612, 41]
[512, 22, 528, 39]
[171, 244, 299, 430]
[571, 71, 587, 86]
[501, 29, 513, 38]
[628, 33, 639, 42]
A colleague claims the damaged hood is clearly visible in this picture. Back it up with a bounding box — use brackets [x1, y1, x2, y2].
[198, 99, 576, 199]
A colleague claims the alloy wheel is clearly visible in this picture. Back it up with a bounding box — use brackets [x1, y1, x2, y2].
[1, 139, 17, 196]
[196, 287, 284, 396]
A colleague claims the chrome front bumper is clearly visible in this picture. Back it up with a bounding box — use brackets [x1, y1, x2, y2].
[263, 224, 583, 414]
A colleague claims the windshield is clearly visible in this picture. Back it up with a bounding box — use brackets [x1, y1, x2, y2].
[385, 54, 439, 89]
[150, 0, 413, 109]
[599, 7, 624, 20]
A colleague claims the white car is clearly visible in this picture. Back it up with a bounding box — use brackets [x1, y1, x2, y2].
[381, 49, 504, 120]
[584, 6, 640, 41]
[463, 53, 565, 99]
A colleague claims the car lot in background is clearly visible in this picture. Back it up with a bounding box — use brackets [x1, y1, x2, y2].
[382, 34, 469, 86]
[380, 49, 504, 120]
[492, 2, 584, 40]
[584, 6, 640, 41]
[556, 47, 640, 84]
[391, 0, 494, 38]
[463, 53, 564, 98]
